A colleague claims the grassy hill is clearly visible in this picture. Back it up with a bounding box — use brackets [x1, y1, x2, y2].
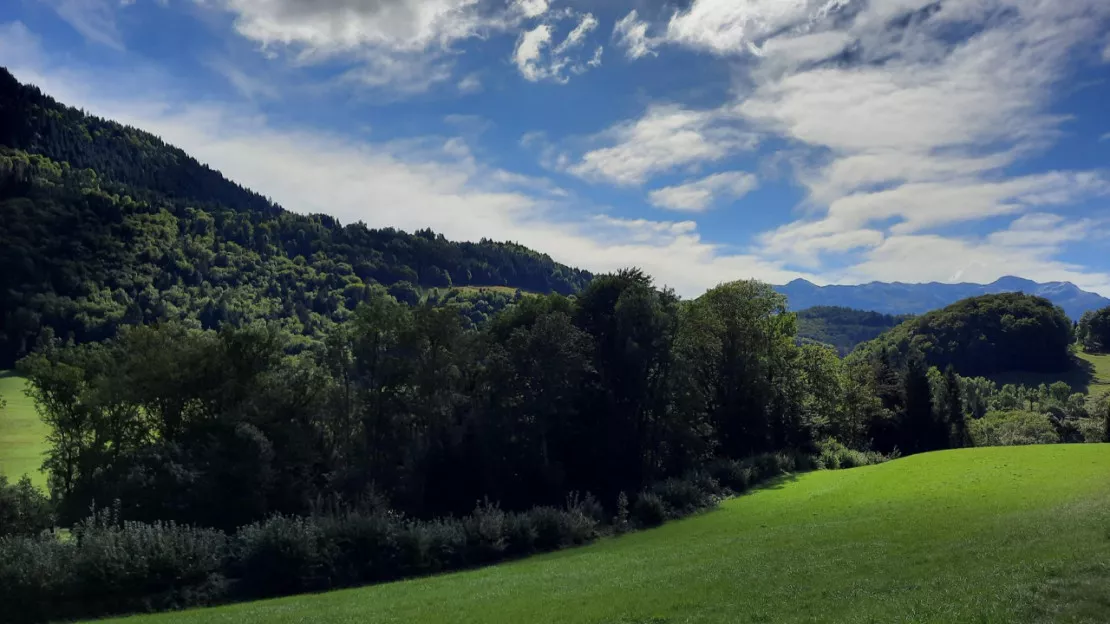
[105, 445, 1110, 624]
[0, 372, 47, 488]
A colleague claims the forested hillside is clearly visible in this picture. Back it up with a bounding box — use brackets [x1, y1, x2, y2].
[795, 306, 912, 354]
[854, 293, 1074, 377]
[0, 68, 591, 367]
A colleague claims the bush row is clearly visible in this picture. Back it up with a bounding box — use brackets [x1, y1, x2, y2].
[1, 451, 887, 623]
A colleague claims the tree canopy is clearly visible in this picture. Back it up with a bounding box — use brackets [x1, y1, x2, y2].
[853, 293, 1074, 377]
[795, 306, 913, 354]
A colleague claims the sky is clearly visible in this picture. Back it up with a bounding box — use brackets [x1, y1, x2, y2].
[2, 0, 1110, 297]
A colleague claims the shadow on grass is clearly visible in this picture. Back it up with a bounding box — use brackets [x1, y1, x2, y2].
[746, 472, 801, 493]
[987, 356, 1095, 395]
[0, 369, 20, 380]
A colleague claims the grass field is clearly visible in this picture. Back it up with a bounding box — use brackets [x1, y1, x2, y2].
[988, 350, 1110, 404]
[0, 371, 49, 488]
[107, 445, 1110, 624]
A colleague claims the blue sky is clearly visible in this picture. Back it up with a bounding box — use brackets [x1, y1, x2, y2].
[2, 0, 1110, 296]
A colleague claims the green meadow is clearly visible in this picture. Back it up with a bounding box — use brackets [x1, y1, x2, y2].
[0, 371, 49, 488]
[107, 445, 1110, 624]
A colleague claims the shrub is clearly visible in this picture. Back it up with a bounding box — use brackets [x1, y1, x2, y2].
[613, 492, 630, 534]
[816, 438, 878, 470]
[526, 506, 596, 551]
[565, 491, 606, 525]
[412, 518, 467, 573]
[462, 500, 508, 564]
[970, 410, 1060, 447]
[651, 478, 714, 517]
[0, 535, 73, 623]
[503, 512, 538, 556]
[706, 458, 752, 493]
[0, 475, 54, 537]
[317, 510, 402, 585]
[1077, 417, 1108, 443]
[746, 452, 799, 482]
[631, 492, 667, 528]
[231, 515, 330, 598]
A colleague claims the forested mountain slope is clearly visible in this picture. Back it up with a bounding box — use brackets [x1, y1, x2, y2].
[795, 306, 913, 354]
[0, 68, 591, 366]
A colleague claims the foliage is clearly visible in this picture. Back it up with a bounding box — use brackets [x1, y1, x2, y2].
[0, 474, 53, 536]
[854, 293, 1074, 377]
[1077, 306, 1110, 353]
[0, 69, 592, 368]
[969, 411, 1060, 447]
[794, 306, 912, 355]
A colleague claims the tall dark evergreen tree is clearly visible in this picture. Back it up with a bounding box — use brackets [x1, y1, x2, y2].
[944, 365, 969, 448]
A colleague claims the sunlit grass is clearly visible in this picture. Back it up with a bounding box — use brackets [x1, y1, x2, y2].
[107, 445, 1110, 624]
[0, 371, 48, 488]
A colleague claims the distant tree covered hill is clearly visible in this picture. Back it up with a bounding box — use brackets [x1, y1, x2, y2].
[853, 293, 1074, 377]
[795, 307, 913, 354]
[0, 68, 591, 366]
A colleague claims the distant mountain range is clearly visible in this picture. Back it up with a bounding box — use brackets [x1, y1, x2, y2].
[775, 276, 1110, 320]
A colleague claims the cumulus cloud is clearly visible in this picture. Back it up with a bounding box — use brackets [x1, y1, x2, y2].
[649, 171, 758, 212]
[512, 11, 601, 83]
[569, 104, 757, 185]
[613, 11, 656, 59]
[211, 0, 557, 93]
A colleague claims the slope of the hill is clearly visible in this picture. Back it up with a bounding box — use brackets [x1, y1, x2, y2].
[0, 68, 592, 366]
[853, 293, 1074, 377]
[105, 445, 1110, 624]
[0, 372, 46, 487]
[776, 276, 1110, 320]
[795, 306, 912, 354]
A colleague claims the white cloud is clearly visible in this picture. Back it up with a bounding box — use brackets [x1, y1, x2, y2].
[220, 0, 486, 55]
[843, 230, 1110, 297]
[512, 12, 601, 83]
[613, 10, 656, 59]
[210, 0, 548, 94]
[1103, 40, 1110, 63]
[457, 73, 483, 94]
[40, 0, 126, 49]
[513, 24, 553, 82]
[0, 22, 44, 66]
[664, 0, 829, 56]
[569, 104, 757, 185]
[555, 13, 597, 55]
[511, 0, 548, 20]
[649, 171, 758, 212]
[726, 0, 1110, 287]
[204, 57, 279, 100]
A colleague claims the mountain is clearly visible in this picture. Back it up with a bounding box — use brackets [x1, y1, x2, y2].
[0, 68, 590, 367]
[775, 277, 1110, 320]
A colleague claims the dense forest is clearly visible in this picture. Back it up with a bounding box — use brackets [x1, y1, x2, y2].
[1, 70, 1108, 623]
[0, 67, 591, 368]
[795, 306, 913, 354]
[853, 293, 1075, 377]
[1077, 306, 1110, 353]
